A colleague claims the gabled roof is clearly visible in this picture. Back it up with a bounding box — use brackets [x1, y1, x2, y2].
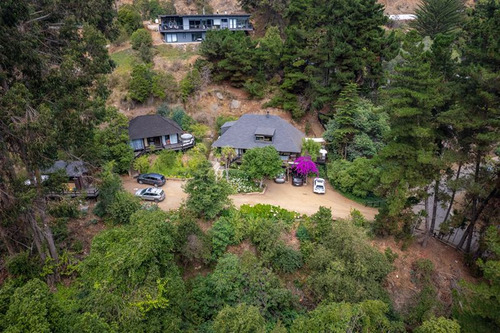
[212, 114, 305, 153]
[44, 160, 88, 178]
[255, 127, 275, 136]
[128, 115, 183, 140]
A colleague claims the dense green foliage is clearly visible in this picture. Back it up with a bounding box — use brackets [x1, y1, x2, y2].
[183, 162, 233, 219]
[130, 28, 153, 50]
[290, 300, 400, 332]
[129, 64, 178, 102]
[241, 146, 284, 188]
[323, 84, 389, 160]
[411, 0, 465, 38]
[118, 5, 143, 35]
[2, 0, 499, 331]
[327, 158, 380, 198]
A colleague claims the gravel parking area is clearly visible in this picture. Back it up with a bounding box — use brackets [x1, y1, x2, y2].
[122, 176, 188, 211]
[231, 180, 378, 220]
[122, 176, 378, 220]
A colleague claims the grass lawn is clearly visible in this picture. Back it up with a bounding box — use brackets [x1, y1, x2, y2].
[155, 44, 198, 60]
[110, 49, 137, 74]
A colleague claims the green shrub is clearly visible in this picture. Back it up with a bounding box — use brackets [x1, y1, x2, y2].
[243, 79, 265, 99]
[406, 259, 441, 326]
[271, 245, 304, 273]
[384, 247, 399, 263]
[296, 225, 311, 242]
[52, 217, 70, 243]
[107, 191, 141, 224]
[117, 5, 142, 35]
[48, 199, 80, 218]
[188, 123, 209, 140]
[93, 162, 123, 217]
[133, 155, 150, 173]
[326, 158, 380, 198]
[213, 303, 266, 333]
[6, 251, 41, 281]
[129, 64, 153, 103]
[215, 115, 237, 135]
[211, 217, 237, 259]
[180, 68, 201, 102]
[130, 28, 152, 50]
[157, 150, 177, 169]
[415, 317, 460, 333]
[306, 216, 392, 304]
[240, 204, 297, 226]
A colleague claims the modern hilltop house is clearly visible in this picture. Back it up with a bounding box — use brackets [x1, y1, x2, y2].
[158, 13, 252, 43]
[128, 115, 194, 155]
[212, 113, 305, 161]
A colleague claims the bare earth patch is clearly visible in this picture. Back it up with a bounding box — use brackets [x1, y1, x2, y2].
[372, 236, 476, 313]
[227, 239, 257, 256]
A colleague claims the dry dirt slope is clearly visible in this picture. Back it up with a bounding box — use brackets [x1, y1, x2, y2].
[117, 0, 422, 16]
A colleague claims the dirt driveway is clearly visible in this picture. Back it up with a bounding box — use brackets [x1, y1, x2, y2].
[231, 180, 378, 220]
[122, 176, 377, 219]
[122, 176, 188, 211]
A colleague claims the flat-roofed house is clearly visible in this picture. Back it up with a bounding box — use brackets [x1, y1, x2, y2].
[159, 14, 253, 43]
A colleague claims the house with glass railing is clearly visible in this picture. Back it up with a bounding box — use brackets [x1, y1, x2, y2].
[158, 14, 252, 43]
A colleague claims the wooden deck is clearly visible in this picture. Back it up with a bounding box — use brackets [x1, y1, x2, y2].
[47, 187, 99, 199]
[134, 140, 195, 157]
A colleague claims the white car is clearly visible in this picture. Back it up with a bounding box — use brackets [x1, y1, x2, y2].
[135, 187, 165, 202]
[313, 178, 326, 194]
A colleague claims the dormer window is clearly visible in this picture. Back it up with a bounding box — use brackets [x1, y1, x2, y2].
[255, 127, 275, 142]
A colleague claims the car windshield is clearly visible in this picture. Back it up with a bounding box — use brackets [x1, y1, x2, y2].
[140, 189, 147, 194]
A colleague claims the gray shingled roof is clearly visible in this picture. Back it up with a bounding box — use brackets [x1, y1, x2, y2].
[212, 114, 305, 153]
[44, 160, 88, 177]
[128, 115, 183, 140]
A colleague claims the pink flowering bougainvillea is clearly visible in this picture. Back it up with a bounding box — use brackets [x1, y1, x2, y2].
[293, 156, 319, 177]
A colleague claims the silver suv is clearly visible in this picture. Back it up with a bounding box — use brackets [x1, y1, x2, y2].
[135, 187, 165, 202]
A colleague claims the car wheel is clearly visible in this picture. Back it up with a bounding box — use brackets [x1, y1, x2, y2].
[154, 199, 159, 203]
[138, 180, 143, 184]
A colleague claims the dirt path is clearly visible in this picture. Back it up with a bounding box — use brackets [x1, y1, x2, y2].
[231, 180, 378, 220]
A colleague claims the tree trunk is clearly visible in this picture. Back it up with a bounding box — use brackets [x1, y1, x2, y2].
[442, 162, 462, 225]
[225, 161, 229, 181]
[429, 178, 440, 238]
[259, 178, 263, 189]
[422, 188, 430, 247]
[458, 152, 482, 251]
[458, 186, 498, 251]
[0, 225, 16, 255]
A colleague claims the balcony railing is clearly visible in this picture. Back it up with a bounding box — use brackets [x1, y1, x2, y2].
[159, 23, 253, 32]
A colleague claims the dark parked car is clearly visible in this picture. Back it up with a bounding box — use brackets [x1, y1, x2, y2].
[274, 172, 286, 184]
[137, 173, 166, 187]
[292, 174, 304, 186]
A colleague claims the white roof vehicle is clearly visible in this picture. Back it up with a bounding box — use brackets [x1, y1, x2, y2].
[135, 187, 166, 202]
[313, 178, 326, 194]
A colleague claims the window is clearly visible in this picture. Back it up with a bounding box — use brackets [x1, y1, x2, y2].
[229, 19, 237, 29]
[255, 135, 272, 142]
[130, 139, 144, 150]
[192, 33, 203, 41]
[166, 34, 177, 43]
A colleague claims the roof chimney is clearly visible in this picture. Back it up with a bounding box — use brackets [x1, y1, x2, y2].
[266, 111, 270, 118]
